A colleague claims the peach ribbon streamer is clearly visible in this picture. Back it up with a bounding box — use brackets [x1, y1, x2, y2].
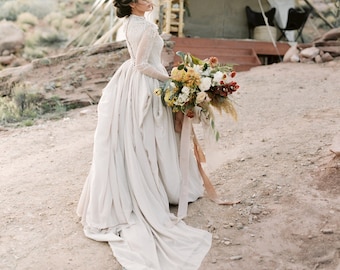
[192, 131, 239, 205]
[177, 118, 239, 219]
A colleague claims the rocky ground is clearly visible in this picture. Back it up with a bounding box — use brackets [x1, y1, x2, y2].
[0, 60, 339, 270]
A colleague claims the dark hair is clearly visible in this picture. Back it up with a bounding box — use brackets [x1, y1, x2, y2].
[113, 0, 136, 18]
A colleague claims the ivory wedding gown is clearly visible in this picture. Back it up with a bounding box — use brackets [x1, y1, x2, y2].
[77, 14, 212, 270]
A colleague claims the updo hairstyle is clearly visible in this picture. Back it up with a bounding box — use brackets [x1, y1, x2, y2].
[113, 0, 137, 18]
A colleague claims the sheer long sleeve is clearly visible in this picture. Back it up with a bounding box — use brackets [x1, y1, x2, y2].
[134, 25, 169, 82]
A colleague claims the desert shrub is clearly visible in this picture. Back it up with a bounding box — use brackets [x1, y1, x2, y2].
[75, 12, 93, 27]
[62, 1, 88, 19]
[0, 92, 41, 124]
[23, 47, 46, 60]
[43, 12, 65, 30]
[30, 27, 67, 47]
[0, 4, 17, 21]
[60, 18, 75, 33]
[0, 97, 21, 123]
[0, 0, 57, 21]
[17, 12, 39, 26]
[0, 84, 67, 125]
[78, 0, 92, 5]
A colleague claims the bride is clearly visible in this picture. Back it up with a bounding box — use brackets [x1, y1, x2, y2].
[77, 0, 212, 269]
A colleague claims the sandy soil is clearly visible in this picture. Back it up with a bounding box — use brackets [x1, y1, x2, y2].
[0, 61, 339, 270]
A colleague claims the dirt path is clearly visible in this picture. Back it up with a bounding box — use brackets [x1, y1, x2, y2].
[1, 62, 339, 270]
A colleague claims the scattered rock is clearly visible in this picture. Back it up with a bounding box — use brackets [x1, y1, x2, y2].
[79, 109, 90, 116]
[321, 228, 334, 234]
[321, 52, 334, 62]
[300, 47, 320, 59]
[250, 206, 262, 215]
[236, 222, 244, 230]
[283, 28, 340, 64]
[283, 45, 300, 62]
[230, 255, 243, 261]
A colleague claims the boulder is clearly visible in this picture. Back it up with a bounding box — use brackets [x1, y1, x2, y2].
[0, 54, 15, 65]
[321, 52, 334, 62]
[300, 47, 320, 59]
[283, 45, 300, 62]
[0, 20, 25, 56]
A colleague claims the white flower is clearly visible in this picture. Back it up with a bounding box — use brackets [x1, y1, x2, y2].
[213, 71, 223, 83]
[199, 77, 212, 91]
[196, 91, 210, 104]
[193, 64, 202, 74]
[201, 67, 211, 76]
[181, 86, 190, 95]
[175, 93, 188, 106]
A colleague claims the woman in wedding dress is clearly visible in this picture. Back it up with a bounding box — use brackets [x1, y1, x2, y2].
[76, 0, 212, 269]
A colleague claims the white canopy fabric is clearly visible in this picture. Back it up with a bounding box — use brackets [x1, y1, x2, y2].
[267, 0, 296, 42]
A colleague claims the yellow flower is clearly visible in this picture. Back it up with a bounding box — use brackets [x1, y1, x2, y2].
[153, 88, 162, 96]
[164, 89, 175, 107]
[171, 67, 186, 82]
[183, 67, 201, 88]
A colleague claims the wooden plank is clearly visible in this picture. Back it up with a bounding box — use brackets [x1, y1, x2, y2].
[172, 37, 290, 56]
[173, 47, 257, 56]
[170, 37, 294, 71]
[173, 46, 261, 64]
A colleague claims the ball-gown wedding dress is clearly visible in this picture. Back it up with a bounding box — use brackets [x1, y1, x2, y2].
[77, 14, 212, 270]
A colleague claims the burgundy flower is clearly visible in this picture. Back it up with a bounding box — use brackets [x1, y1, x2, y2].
[186, 110, 195, 118]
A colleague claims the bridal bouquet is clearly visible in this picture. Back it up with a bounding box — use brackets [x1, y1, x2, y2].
[154, 51, 240, 140]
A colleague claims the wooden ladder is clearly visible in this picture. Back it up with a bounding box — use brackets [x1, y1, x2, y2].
[163, 0, 185, 37]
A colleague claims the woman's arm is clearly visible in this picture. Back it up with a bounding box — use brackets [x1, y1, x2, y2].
[135, 25, 169, 82]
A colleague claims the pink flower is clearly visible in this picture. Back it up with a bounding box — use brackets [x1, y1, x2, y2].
[209, 57, 219, 67]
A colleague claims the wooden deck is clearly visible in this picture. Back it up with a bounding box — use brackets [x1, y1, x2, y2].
[171, 37, 291, 71]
